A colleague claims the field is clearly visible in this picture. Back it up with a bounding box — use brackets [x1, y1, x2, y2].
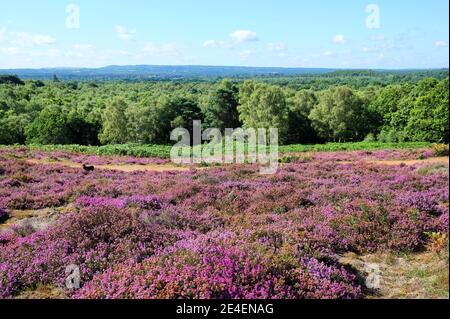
[0, 144, 448, 299]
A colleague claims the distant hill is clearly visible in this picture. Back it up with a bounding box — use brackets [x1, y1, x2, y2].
[0, 65, 336, 81]
[0, 65, 447, 81]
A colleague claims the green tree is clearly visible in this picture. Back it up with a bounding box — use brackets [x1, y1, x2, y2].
[286, 89, 319, 144]
[309, 86, 369, 142]
[169, 96, 203, 141]
[0, 112, 31, 144]
[25, 105, 71, 144]
[99, 98, 129, 144]
[238, 81, 289, 143]
[67, 109, 100, 145]
[405, 77, 449, 142]
[202, 79, 241, 131]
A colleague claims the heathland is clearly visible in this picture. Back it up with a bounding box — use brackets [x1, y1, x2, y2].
[0, 69, 448, 299]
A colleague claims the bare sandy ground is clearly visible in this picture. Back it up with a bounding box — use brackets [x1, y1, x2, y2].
[26, 158, 192, 172]
[368, 157, 449, 166]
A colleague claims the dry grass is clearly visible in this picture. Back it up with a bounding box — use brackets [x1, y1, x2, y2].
[340, 243, 449, 299]
[368, 157, 449, 166]
[15, 285, 67, 299]
[0, 206, 74, 233]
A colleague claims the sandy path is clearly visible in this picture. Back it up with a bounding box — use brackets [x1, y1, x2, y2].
[26, 158, 192, 172]
[368, 157, 448, 166]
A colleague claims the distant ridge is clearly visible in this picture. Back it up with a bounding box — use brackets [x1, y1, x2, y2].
[0, 65, 447, 81]
[0, 65, 336, 80]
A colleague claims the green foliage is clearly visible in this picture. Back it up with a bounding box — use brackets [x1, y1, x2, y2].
[363, 133, 376, 142]
[285, 90, 319, 144]
[238, 81, 289, 143]
[0, 112, 30, 144]
[202, 79, 241, 131]
[25, 106, 72, 144]
[376, 77, 449, 143]
[168, 95, 204, 140]
[309, 86, 370, 142]
[0, 75, 25, 85]
[0, 72, 448, 147]
[404, 78, 449, 143]
[431, 143, 449, 157]
[99, 98, 129, 144]
[279, 141, 431, 153]
[1, 142, 431, 160]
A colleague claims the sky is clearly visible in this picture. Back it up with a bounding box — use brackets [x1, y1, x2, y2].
[0, 0, 448, 69]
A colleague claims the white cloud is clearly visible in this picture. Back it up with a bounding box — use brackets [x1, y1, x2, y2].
[230, 30, 259, 43]
[0, 27, 6, 43]
[370, 35, 385, 41]
[332, 34, 348, 44]
[204, 29, 259, 51]
[11, 32, 57, 47]
[239, 49, 253, 60]
[102, 49, 131, 57]
[0, 47, 22, 55]
[65, 44, 96, 59]
[435, 40, 448, 48]
[33, 35, 57, 45]
[203, 40, 229, 49]
[114, 25, 136, 40]
[142, 42, 180, 56]
[72, 43, 95, 51]
[30, 48, 61, 57]
[324, 50, 334, 56]
[267, 42, 286, 53]
[267, 43, 287, 57]
[362, 47, 380, 53]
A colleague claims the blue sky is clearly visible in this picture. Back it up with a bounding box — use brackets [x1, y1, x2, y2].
[0, 0, 448, 69]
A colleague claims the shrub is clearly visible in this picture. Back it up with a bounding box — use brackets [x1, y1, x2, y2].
[431, 144, 449, 157]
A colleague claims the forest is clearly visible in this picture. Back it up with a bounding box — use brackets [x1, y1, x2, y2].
[0, 69, 448, 147]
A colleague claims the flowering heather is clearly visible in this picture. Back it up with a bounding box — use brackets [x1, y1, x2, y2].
[75, 232, 361, 299]
[0, 148, 448, 299]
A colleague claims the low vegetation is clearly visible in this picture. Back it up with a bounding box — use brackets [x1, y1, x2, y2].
[0, 147, 448, 299]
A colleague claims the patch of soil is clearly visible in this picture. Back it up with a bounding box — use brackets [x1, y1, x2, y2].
[339, 249, 449, 299]
[0, 206, 72, 233]
[368, 157, 449, 166]
[26, 158, 192, 172]
[15, 285, 67, 299]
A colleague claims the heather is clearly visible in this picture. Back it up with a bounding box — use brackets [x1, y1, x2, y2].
[0, 147, 448, 299]
[0, 141, 433, 160]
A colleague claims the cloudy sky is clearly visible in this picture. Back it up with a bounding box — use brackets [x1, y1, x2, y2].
[0, 0, 448, 69]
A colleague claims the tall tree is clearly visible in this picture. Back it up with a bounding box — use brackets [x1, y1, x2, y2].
[309, 86, 369, 142]
[99, 98, 129, 144]
[25, 105, 70, 144]
[286, 89, 319, 144]
[405, 77, 449, 143]
[203, 79, 241, 131]
[238, 81, 289, 143]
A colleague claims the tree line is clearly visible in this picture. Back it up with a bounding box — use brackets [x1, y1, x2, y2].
[0, 73, 448, 146]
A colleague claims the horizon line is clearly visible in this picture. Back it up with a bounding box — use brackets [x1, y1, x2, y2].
[0, 64, 449, 72]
